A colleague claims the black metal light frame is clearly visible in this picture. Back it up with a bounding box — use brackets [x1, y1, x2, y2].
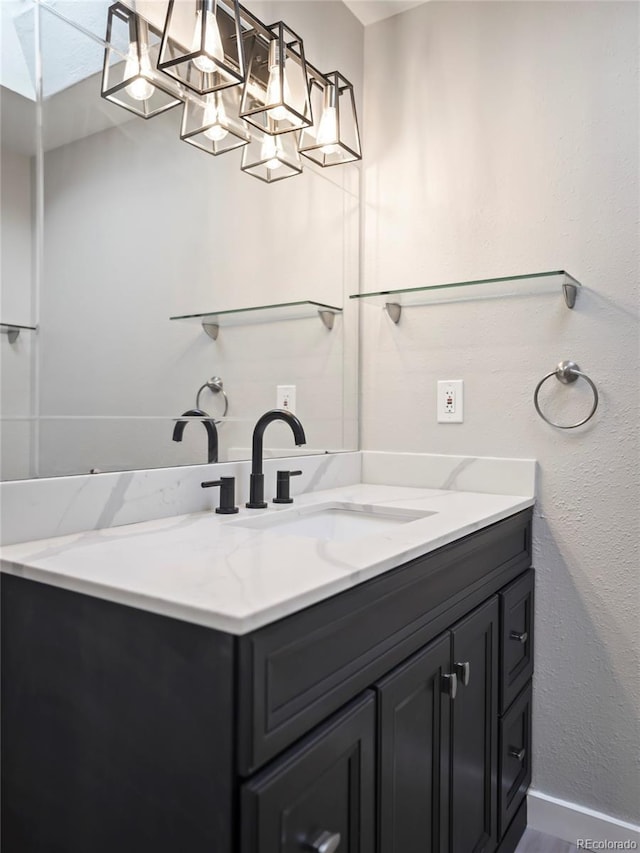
[101, 2, 182, 120]
[158, 0, 245, 96]
[240, 126, 303, 183]
[298, 71, 362, 167]
[180, 88, 250, 156]
[239, 21, 312, 136]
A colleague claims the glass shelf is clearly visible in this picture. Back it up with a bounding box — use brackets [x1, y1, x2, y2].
[349, 270, 581, 323]
[170, 300, 343, 339]
[0, 323, 38, 343]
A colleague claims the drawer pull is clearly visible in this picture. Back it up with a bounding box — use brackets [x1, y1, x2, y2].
[454, 661, 471, 686]
[442, 672, 458, 700]
[510, 630, 528, 644]
[308, 831, 341, 853]
[508, 746, 526, 762]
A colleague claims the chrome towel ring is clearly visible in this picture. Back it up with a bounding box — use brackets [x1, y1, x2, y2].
[195, 376, 229, 420]
[534, 361, 598, 429]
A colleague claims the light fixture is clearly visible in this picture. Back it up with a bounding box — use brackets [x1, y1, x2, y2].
[101, 3, 182, 119]
[298, 72, 362, 166]
[100, 1, 362, 182]
[181, 88, 250, 155]
[239, 23, 312, 136]
[240, 124, 303, 183]
[158, 0, 245, 95]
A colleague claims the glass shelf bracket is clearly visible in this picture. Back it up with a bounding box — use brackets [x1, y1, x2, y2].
[170, 300, 342, 340]
[349, 270, 582, 324]
[0, 323, 38, 344]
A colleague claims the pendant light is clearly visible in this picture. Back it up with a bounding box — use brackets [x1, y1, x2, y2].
[101, 3, 182, 119]
[181, 88, 250, 156]
[298, 72, 362, 166]
[158, 0, 245, 95]
[239, 23, 312, 136]
[100, 2, 362, 181]
[240, 122, 303, 182]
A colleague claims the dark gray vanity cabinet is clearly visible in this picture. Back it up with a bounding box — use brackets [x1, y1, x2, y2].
[499, 571, 535, 837]
[1, 509, 534, 853]
[241, 692, 376, 853]
[377, 634, 452, 853]
[450, 597, 500, 853]
[376, 597, 500, 853]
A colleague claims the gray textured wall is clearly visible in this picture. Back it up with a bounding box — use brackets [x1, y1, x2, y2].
[361, 1, 639, 823]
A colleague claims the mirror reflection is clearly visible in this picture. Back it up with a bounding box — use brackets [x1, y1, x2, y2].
[0, 0, 360, 480]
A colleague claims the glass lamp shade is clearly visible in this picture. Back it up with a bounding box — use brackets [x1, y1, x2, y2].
[239, 23, 312, 136]
[298, 72, 362, 166]
[101, 3, 182, 119]
[181, 89, 250, 155]
[240, 126, 303, 182]
[158, 0, 245, 95]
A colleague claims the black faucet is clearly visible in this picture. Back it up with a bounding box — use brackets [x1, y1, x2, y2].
[246, 409, 306, 508]
[172, 409, 218, 464]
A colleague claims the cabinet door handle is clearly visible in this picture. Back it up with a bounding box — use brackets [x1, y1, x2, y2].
[510, 630, 528, 644]
[508, 746, 526, 762]
[308, 831, 341, 853]
[454, 661, 471, 686]
[442, 672, 458, 699]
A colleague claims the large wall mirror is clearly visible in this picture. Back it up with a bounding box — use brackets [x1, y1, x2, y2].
[0, 0, 361, 480]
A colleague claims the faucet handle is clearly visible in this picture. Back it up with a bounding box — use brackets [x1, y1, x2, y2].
[273, 470, 302, 504]
[201, 476, 239, 515]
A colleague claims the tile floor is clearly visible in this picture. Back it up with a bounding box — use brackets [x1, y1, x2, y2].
[515, 828, 577, 852]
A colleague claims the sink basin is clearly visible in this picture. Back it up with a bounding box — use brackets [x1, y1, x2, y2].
[233, 502, 436, 543]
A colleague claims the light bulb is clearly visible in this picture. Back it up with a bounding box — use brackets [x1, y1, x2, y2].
[265, 40, 293, 122]
[203, 94, 229, 142]
[191, 9, 224, 74]
[260, 133, 283, 170]
[124, 42, 155, 101]
[316, 84, 339, 154]
[266, 65, 291, 121]
[317, 105, 339, 154]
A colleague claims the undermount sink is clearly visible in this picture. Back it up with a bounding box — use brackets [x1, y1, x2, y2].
[233, 502, 436, 543]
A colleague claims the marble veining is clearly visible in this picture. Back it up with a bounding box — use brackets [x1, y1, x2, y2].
[0, 481, 534, 634]
[362, 451, 536, 496]
[0, 452, 362, 546]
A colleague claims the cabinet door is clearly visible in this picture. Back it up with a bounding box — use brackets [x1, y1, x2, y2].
[241, 692, 375, 853]
[451, 597, 499, 853]
[376, 633, 452, 853]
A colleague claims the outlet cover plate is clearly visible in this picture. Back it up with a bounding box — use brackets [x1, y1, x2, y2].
[437, 380, 464, 423]
[277, 385, 296, 414]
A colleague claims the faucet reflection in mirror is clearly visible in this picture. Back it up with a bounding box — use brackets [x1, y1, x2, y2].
[100, 1, 362, 183]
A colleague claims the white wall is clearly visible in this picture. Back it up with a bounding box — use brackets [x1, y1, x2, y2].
[33, 0, 363, 477]
[362, 1, 639, 825]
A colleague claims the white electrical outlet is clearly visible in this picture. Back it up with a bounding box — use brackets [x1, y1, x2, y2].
[277, 385, 296, 414]
[437, 380, 464, 423]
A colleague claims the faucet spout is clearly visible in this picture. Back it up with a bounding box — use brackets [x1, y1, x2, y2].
[172, 409, 218, 464]
[247, 409, 306, 508]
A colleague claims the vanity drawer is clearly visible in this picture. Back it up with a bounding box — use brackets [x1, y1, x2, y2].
[499, 682, 532, 837]
[241, 691, 375, 853]
[500, 569, 534, 712]
[237, 510, 532, 774]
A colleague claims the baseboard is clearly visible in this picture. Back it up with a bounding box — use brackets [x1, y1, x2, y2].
[528, 790, 640, 847]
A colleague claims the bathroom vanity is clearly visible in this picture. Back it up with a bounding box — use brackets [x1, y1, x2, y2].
[1, 477, 534, 853]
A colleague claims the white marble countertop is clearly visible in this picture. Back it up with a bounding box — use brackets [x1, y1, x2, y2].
[0, 483, 534, 634]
